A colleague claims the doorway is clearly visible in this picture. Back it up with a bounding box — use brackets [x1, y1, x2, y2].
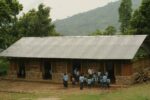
[43, 61, 52, 80]
[72, 61, 81, 82]
[17, 62, 26, 78]
[105, 62, 115, 83]
[72, 61, 81, 75]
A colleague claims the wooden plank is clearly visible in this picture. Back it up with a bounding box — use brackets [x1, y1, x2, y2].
[122, 63, 132, 76]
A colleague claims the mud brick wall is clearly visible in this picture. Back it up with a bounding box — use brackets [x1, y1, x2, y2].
[27, 61, 42, 79]
[51, 61, 68, 82]
[116, 76, 132, 85]
[131, 58, 150, 82]
[132, 58, 150, 72]
[7, 61, 18, 79]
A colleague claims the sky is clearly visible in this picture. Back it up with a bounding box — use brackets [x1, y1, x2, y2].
[19, 0, 118, 21]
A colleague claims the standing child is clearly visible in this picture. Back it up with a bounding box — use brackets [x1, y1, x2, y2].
[87, 76, 92, 88]
[71, 76, 76, 86]
[63, 73, 68, 88]
[102, 73, 107, 88]
[79, 73, 84, 90]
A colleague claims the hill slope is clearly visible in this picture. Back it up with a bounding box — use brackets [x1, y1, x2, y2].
[54, 0, 142, 36]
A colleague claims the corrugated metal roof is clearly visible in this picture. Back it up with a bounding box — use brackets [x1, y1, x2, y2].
[0, 35, 147, 60]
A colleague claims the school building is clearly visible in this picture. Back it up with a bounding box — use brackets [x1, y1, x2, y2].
[0, 35, 149, 85]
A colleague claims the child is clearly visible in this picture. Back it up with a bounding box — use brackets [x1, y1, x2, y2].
[87, 76, 92, 88]
[63, 73, 68, 88]
[72, 76, 76, 85]
[79, 73, 84, 90]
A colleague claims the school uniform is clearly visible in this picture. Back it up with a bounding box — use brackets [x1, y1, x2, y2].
[63, 74, 68, 88]
[79, 76, 84, 90]
[102, 75, 107, 87]
[87, 78, 92, 88]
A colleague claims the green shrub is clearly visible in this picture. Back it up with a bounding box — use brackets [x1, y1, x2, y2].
[0, 58, 9, 76]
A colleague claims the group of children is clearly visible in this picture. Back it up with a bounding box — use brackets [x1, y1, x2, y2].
[63, 69, 111, 90]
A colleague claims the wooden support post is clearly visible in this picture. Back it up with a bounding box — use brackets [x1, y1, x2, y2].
[66, 61, 67, 73]
[104, 62, 106, 72]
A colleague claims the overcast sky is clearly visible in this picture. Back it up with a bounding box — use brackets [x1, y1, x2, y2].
[19, 0, 118, 21]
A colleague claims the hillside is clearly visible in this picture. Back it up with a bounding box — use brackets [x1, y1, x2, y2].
[54, 0, 142, 36]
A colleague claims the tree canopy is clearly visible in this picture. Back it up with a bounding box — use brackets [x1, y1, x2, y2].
[16, 4, 59, 37]
[104, 26, 117, 35]
[89, 25, 116, 36]
[130, 0, 150, 35]
[89, 29, 103, 36]
[0, 2, 59, 49]
[119, 0, 132, 34]
[130, 0, 150, 57]
[0, 0, 23, 49]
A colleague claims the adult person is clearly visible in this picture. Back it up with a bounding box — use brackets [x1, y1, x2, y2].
[63, 73, 68, 88]
[88, 68, 92, 76]
[97, 71, 101, 77]
[79, 73, 85, 90]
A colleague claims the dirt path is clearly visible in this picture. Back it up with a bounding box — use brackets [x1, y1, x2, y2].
[20, 97, 60, 100]
[37, 97, 60, 100]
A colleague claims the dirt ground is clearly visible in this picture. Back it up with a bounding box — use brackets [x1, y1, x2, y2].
[0, 79, 123, 100]
[0, 80, 121, 92]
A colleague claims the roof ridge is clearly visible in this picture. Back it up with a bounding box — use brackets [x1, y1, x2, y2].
[21, 35, 147, 38]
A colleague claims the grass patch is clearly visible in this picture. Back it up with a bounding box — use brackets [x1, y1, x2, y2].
[62, 94, 101, 100]
[62, 83, 150, 100]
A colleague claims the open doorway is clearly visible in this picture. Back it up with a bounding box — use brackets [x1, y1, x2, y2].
[72, 61, 81, 82]
[17, 62, 25, 78]
[43, 61, 52, 80]
[105, 62, 115, 83]
[72, 61, 81, 74]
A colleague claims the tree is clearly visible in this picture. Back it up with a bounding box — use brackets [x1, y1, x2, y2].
[89, 29, 103, 36]
[130, 0, 150, 35]
[130, 0, 150, 56]
[16, 4, 59, 37]
[104, 26, 116, 35]
[119, 0, 132, 34]
[0, 0, 22, 49]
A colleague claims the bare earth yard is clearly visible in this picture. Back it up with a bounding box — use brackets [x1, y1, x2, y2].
[0, 80, 149, 100]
